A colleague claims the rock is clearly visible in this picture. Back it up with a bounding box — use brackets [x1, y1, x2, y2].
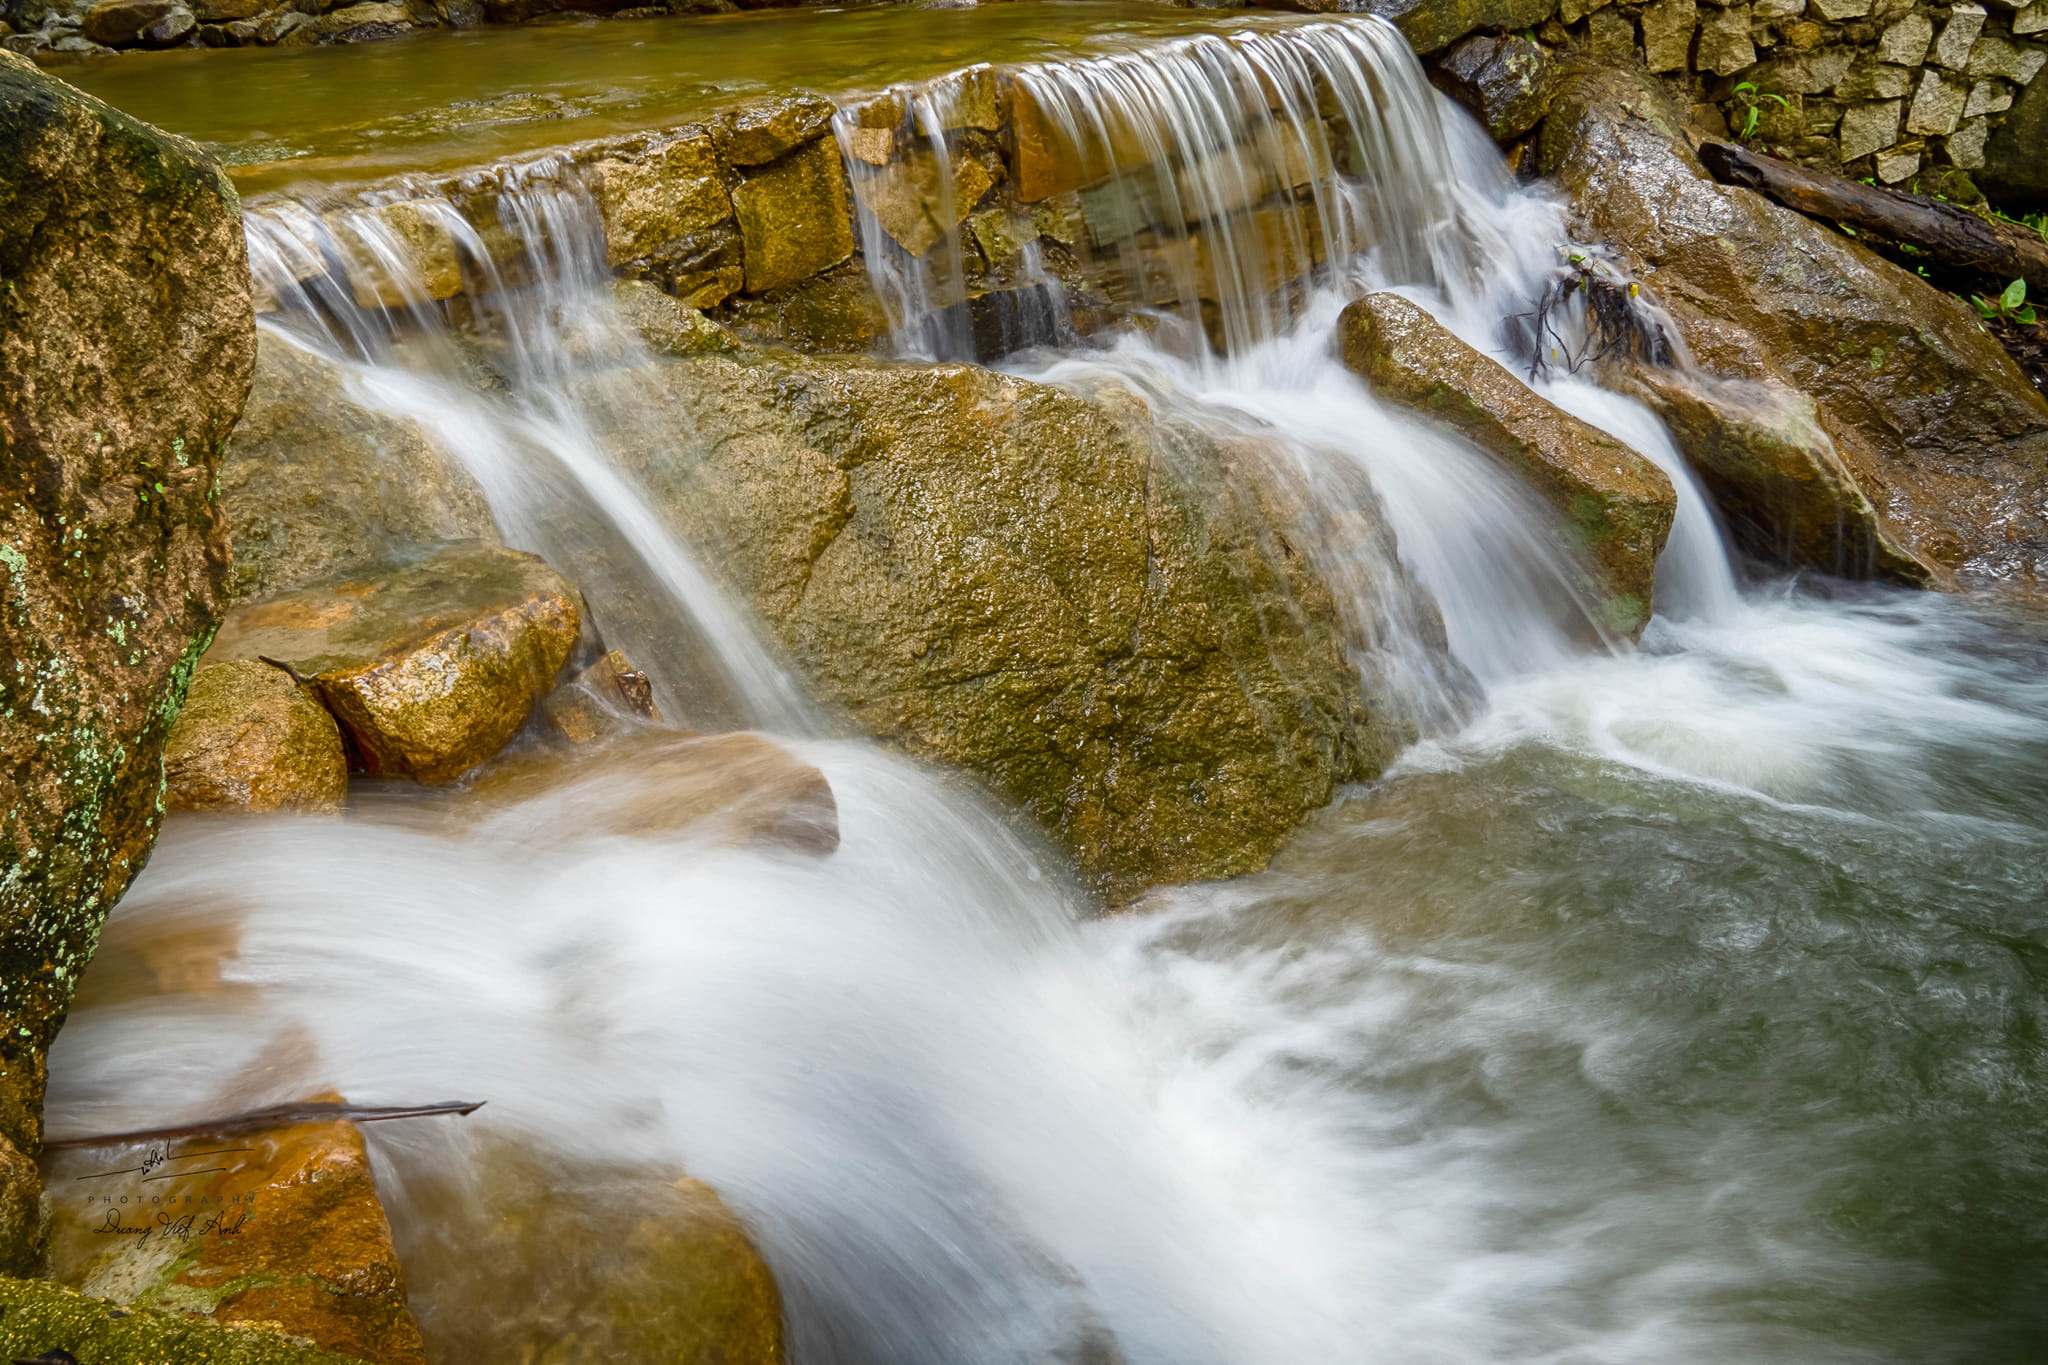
[1906, 67, 1967, 135]
[219, 334, 500, 601]
[591, 128, 734, 271]
[1004, 79, 1087, 202]
[1587, 7, 1637, 63]
[1428, 34, 1554, 140]
[466, 730, 839, 855]
[724, 94, 834, 166]
[205, 543, 581, 785]
[1838, 96, 1903, 160]
[1877, 11, 1933, 64]
[0, 1277, 360, 1363]
[732, 138, 857, 294]
[711, 258, 891, 353]
[313, 0, 408, 37]
[1640, 0, 1699, 72]
[542, 647, 662, 744]
[192, 0, 262, 19]
[1963, 33, 2047, 82]
[849, 145, 997, 256]
[42, 1097, 426, 1364]
[392, 1142, 785, 1365]
[0, 1136, 39, 1278]
[1339, 292, 1676, 637]
[1358, 0, 1560, 55]
[0, 54, 251, 1190]
[163, 659, 349, 814]
[79, 0, 171, 43]
[1610, 365, 1926, 577]
[1932, 2, 1987, 68]
[323, 199, 462, 309]
[1540, 64, 2048, 588]
[1980, 63, 2048, 205]
[577, 347, 1391, 900]
[139, 3, 193, 44]
[1696, 4, 1757, 76]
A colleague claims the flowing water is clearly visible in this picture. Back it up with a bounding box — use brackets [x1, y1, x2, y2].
[43, 10, 2048, 1362]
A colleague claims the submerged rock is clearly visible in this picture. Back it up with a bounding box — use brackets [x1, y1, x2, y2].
[0, 1277, 360, 1364]
[219, 334, 500, 601]
[206, 543, 581, 785]
[577, 341, 1384, 901]
[0, 55, 252, 1197]
[1341, 292, 1675, 638]
[465, 729, 839, 855]
[42, 1097, 426, 1364]
[1540, 64, 2048, 591]
[164, 659, 350, 815]
[395, 1141, 785, 1365]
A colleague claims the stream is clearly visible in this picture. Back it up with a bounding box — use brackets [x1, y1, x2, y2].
[45, 8, 2048, 1362]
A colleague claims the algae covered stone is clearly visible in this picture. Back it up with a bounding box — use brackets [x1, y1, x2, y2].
[206, 543, 581, 785]
[0, 1277, 360, 1364]
[163, 659, 349, 815]
[0, 54, 252, 1169]
[1341, 292, 1675, 637]
[732, 137, 857, 293]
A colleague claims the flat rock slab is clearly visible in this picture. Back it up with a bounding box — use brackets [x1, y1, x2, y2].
[41, 1098, 425, 1364]
[206, 542, 581, 785]
[1341, 291, 1676, 638]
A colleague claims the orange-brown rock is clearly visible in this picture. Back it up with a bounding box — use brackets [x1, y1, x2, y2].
[1341, 292, 1675, 638]
[164, 660, 349, 815]
[395, 1141, 784, 1365]
[732, 139, 857, 294]
[206, 542, 581, 785]
[542, 648, 663, 745]
[41, 1098, 425, 1365]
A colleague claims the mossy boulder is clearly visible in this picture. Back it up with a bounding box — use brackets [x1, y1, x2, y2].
[0, 54, 253, 1199]
[1341, 292, 1675, 638]
[41, 1099, 424, 1363]
[218, 334, 500, 601]
[163, 660, 349, 815]
[1540, 63, 2048, 591]
[205, 543, 581, 785]
[0, 1276, 360, 1364]
[576, 322, 1387, 900]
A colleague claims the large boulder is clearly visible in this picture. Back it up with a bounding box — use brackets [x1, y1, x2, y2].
[1341, 291, 1676, 638]
[220, 334, 500, 602]
[205, 543, 581, 785]
[42, 1098, 427, 1363]
[579, 320, 1390, 901]
[1540, 64, 2048, 592]
[1980, 66, 2046, 210]
[0, 1277, 360, 1364]
[0, 53, 253, 1208]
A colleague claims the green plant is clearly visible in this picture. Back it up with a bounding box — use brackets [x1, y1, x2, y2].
[1730, 81, 1792, 140]
[1972, 279, 2039, 326]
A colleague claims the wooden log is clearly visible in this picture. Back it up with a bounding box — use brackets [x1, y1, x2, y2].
[1698, 140, 2048, 297]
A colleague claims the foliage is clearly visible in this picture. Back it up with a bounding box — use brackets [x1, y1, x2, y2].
[1972, 279, 2039, 327]
[1730, 81, 1792, 141]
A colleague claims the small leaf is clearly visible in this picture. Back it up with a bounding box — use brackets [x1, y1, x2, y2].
[2016, 305, 2039, 325]
[2000, 278, 2027, 310]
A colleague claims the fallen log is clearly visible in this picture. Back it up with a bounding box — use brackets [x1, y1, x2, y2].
[1698, 140, 2048, 297]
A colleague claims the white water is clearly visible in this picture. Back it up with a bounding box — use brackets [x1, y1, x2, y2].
[41, 17, 2047, 1365]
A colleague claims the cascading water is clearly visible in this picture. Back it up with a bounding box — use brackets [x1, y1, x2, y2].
[41, 13, 2048, 1363]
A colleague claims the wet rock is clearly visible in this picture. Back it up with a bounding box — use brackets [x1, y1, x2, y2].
[542, 648, 662, 744]
[724, 94, 834, 166]
[192, 0, 262, 19]
[1540, 64, 2048, 589]
[163, 660, 349, 814]
[1340, 292, 1675, 638]
[219, 334, 500, 600]
[580, 347, 1387, 901]
[0, 1135, 40, 1277]
[849, 145, 997, 256]
[1611, 364, 1927, 579]
[206, 543, 581, 785]
[1004, 79, 1087, 202]
[313, 0, 409, 38]
[1428, 33, 1554, 140]
[0, 55, 251, 1192]
[0, 1278, 360, 1364]
[467, 730, 839, 855]
[323, 198, 462, 309]
[1980, 65, 2048, 206]
[710, 259, 891, 353]
[79, 0, 171, 43]
[139, 3, 193, 44]
[42, 1097, 426, 1364]
[732, 138, 857, 293]
[591, 128, 735, 274]
[394, 1142, 785, 1365]
[1360, 0, 1559, 54]
[1640, 0, 1698, 72]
